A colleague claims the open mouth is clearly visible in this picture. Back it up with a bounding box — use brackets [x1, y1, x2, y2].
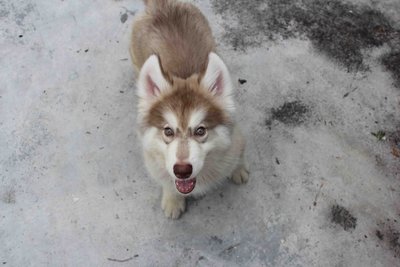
[175, 178, 196, 194]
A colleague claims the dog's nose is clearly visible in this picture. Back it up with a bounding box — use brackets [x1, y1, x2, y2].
[173, 164, 192, 179]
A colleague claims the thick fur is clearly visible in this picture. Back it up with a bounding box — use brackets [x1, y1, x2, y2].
[130, 0, 215, 77]
[130, 0, 249, 219]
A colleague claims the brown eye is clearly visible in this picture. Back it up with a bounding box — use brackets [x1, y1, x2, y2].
[164, 127, 174, 137]
[194, 127, 206, 137]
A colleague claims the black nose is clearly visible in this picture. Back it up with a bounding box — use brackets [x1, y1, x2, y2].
[173, 164, 192, 179]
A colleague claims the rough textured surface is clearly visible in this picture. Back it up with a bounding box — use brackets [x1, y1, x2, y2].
[331, 205, 357, 231]
[269, 101, 310, 126]
[382, 51, 400, 87]
[1, 0, 400, 266]
[213, 0, 400, 77]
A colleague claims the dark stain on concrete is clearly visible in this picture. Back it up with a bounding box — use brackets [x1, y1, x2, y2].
[211, 0, 400, 74]
[331, 205, 357, 231]
[376, 220, 400, 258]
[13, 2, 35, 26]
[382, 51, 400, 87]
[210, 235, 223, 244]
[270, 101, 309, 125]
[376, 230, 384, 240]
[0, 2, 10, 18]
[238, 78, 247, 84]
[2, 189, 16, 204]
[219, 243, 241, 256]
[386, 130, 400, 158]
[387, 231, 400, 258]
[120, 12, 128, 24]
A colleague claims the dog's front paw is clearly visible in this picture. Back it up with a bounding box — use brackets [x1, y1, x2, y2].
[161, 194, 186, 219]
[231, 165, 249, 185]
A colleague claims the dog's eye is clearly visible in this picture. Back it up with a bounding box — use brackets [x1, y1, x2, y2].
[164, 127, 174, 137]
[194, 127, 206, 137]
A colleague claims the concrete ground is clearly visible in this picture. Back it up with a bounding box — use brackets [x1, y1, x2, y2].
[1, 0, 400, 266]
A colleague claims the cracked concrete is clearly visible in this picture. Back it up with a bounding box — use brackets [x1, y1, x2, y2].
[1, 0, 400, 266]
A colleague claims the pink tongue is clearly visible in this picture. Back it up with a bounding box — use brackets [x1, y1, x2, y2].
[175, 178, 196, 194]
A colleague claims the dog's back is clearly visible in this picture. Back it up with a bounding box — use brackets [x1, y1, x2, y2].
[130, 0, 216, 79]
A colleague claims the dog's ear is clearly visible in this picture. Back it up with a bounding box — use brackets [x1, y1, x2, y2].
[201, 52, 233, 97]
[138, 55, 169, 99]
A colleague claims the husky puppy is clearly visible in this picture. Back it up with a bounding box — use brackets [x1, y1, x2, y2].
[130, 0, 249, 219]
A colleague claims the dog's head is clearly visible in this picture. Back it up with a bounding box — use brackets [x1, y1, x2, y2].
[137, 53, 235, 194]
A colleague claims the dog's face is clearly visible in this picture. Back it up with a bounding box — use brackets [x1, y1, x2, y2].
[137, 53, 235, 195]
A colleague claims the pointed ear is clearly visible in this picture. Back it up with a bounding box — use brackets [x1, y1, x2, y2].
[201, 52, 233, 97]
[137, 55, 170, 99]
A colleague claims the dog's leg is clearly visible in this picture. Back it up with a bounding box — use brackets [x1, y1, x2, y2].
[161, 185, 186, 219]
[230, 127, 249, 185]
[231, 153, 250, 185]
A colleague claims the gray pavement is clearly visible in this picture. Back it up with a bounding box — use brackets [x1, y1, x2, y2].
[1, 0, 400, 266]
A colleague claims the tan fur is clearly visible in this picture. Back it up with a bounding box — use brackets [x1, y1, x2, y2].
[130, 0, 216, 79]
[176, 139, 189, 161]
[145, 75, 230, 131]
[130, 0, 249, 219]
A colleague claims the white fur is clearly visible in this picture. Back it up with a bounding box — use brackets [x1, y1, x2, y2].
[201, 53, 235, 113]
[188, 139, 206, 178]
[137, 55, 170, 99]
[137, 55, 171, 127]
[142, 123, 241, 193]
[142, 127, 162, 150]
[138, 54, 248, 219]
[164, 111, 178, 130]
[141, 115, 248, 220]
[163, 135, 206, 180]
[165, 139, 179, 178]
[188, 109, 206, 130]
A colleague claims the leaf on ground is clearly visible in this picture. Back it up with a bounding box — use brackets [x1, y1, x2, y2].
[371, 131, 386, 141]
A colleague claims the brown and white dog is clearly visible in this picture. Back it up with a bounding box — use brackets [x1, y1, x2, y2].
[130, 0, 249, 219]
